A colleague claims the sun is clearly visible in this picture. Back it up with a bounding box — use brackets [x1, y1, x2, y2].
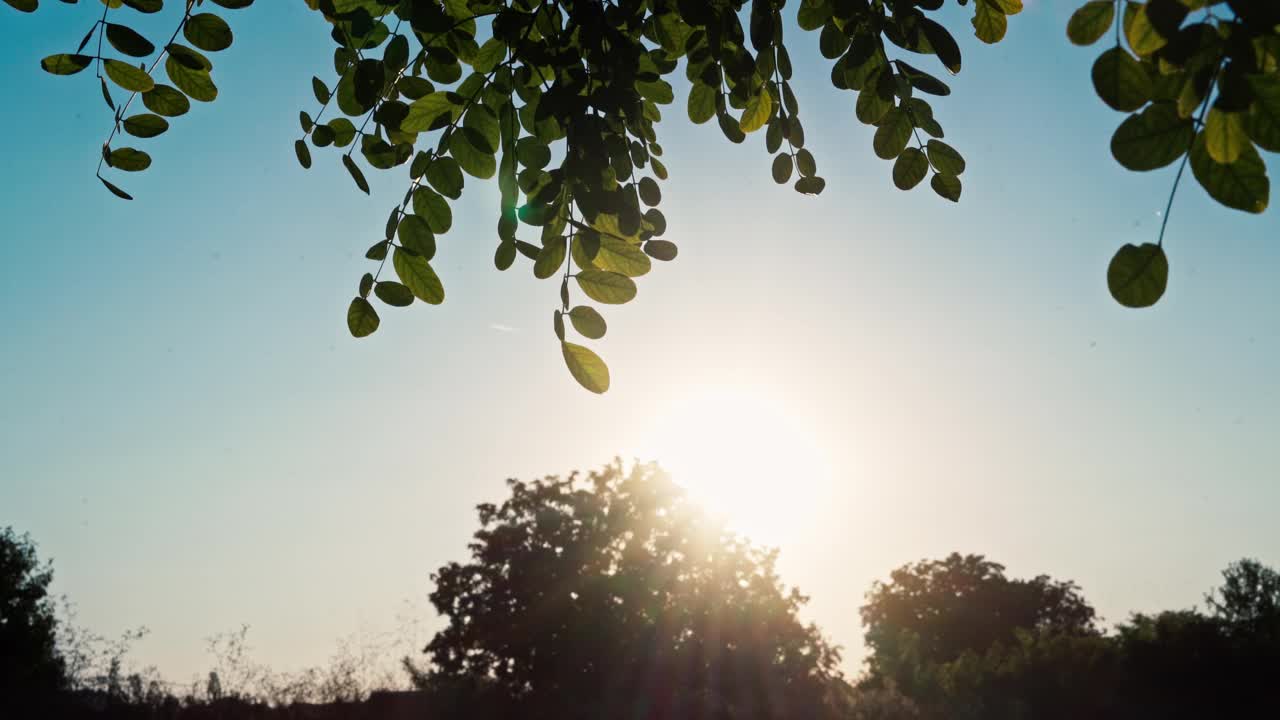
[633, 385, 834, 545]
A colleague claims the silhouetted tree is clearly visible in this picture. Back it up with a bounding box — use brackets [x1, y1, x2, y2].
[0, 526, 66, 712]
[424, 462, 843, 720]
[859, 553, 1096, 700]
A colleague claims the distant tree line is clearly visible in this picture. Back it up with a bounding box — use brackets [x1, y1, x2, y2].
[5, 464, 1279, 719]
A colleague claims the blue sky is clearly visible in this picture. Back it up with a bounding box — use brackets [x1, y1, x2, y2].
[2, 0, 1277, 682]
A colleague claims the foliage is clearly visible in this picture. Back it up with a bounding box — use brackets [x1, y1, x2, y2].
[0, 526, 66, 711]
[425, 461, 845, 720]
[11, 0, 1278, 390]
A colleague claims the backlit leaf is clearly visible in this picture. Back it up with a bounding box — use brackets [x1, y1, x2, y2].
[1107, 243, 1168, 308]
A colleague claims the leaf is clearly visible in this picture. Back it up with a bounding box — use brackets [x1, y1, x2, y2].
[397, 214, 436, 259]
[593, 236, 651, 277]
[104, 59, 155, 93]
[561, 342, 610, 394]
[1107, 243, 1168, 308]
[972, 1, 1008, 44]
[740, 88, 772, 134]
[412, 187, 453, 234]
[534, 237, 567, 279]
[926, 139, 966, 175]
[464, 105, 501, 154]
[98, 176, 133, 200]
[494, 241, 517, 271]
[4, 0, 38, 13]
[795, 148, 817, 177]
[1124, 3, 1167, 57]
[312, 76, 330, 104]
[920, 18, 962, 74]
[644, 240, 678, 261]
[873, 108, 913, 160]
[1189, 133, 1269, 213]
[347, 297, 380, 338]
[794, 176, 826, 195]
[374, 281, 414, 307]
[930, 173, 962, 201]
[426, 156, 464, 199]
[554, 310, 565, 341]
[1091, 47, 1151, 112]
[1067, 1, 1116, 46]
[184, 13, 233, 53]
[577, 270, 637, 304]
[358, 273, 373, 299]
[688, 83, 717, 125]
[568, 306, 607, 339]
[342, 155, 370, 194]
[108, 147, 152, 172]
[122, 114, 169, 138]
[166, 43, 211, 71]
[772, 153, 793, 184]
[165, 58, 217, 102]
[106, 24, 156, 58]
[1110, 102, 1194, 170]
[893, 148, 929, 190]
[393, 247, 445, 304]
[40, 53, 93, 76]
[295, 139, 312, 169]
[402, 92, 459, 133]
[449, 130, 496, 179]
[1203, 108, 1248, 165]
[142, 85, 190, 116]
[1244, 73, 1280, 152]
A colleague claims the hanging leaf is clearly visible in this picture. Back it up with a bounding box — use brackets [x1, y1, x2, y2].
[893, 148, 929, 190]
[104, 59, 155, 93]
[772, 153, 793, 184]
[393, 248, 445, 304]
[295, 139, 312, 169]
[561, 342, 610, 394]
[347, 297, 380, 337]
[873, 108, 912, 159]
[98, 176, 134, 200]
[342, 154, 370, 194]
[40, 53, 93, 75]
[165, 58, 217, 102]
[108, 147, 152, 172]
[184, 13, 234, 53]
[123, 113, 169, 138]
[1110, 102, 1194, 171]
[1091, 47, 1151, 112]
[1107, 243, 1168, 308]
[143, 85, 191, 116]
[568, 305, 607, 339]
[374, 281, 415, 307]
[1203, 108, 1248, 165]
[1067, 1, 1115, 46]
[926, 139, 966, 175]
[106, 24, 156, 58]
[1189, 133, 1269, 214]
[930, 173, 962, 201]
[577, 270, 637, 304]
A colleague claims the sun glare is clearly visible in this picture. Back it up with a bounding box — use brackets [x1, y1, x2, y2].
[635, 386, 834, 545]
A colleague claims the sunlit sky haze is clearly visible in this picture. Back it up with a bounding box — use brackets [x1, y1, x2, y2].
[1, 0, 1277, 681]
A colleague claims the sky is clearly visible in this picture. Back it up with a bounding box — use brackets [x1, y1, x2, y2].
[2, 0, 1278, 686]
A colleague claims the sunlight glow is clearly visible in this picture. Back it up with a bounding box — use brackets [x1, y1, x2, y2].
[635, 386, 835, 546]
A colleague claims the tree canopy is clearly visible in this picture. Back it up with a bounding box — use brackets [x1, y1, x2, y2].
[10, 0, 1280, 391]
[0, 527, 66, 712]
[424, 461, 845, 720]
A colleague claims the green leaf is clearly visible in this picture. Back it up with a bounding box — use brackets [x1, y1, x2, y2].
[561, 342, 610, 394]
[638, 177, 661, 207]
[122, 113, 169, 138]
[972, 1, 1008, 44]
[165, 57, 217, 102]
[4, 0, 38, 13]
[295, 139, 312, 169]
[393, 247, 445, 304]
[893, 148, 929, 190]
[397, 214, 436, 259]
[40, 53, 93, 76]
[1110, 102, 1194, 170]
[577, 270, 637, 304]
[312, 76, 330, 104]
[856, 81, 893, 125]
[358, 273, 373, 299]
[1067, 1, 1116, 46]
[534, 237, 567, 279]
[794, 176, 826, 195]
[464, 105, 501, 154]
[930, 173, 962, 201]
[374, 281, 414, 307]
[166, 43, 211, 71]
[426, 156, 464, 199]
[644, 240, 678, 261]
[740, 88, 773, 133]
[143, 85, 190, 116]
[593, 236, 651, 277]
[1091, 47, 1151, 112]
[568, 306, 607, 339]
[412, 187, 452, 234]
[448, 130, 496, 179]
[688, 83, 716, 124]
[98, 176, 133, 200]
[873, 108, 913, 160]
[1203, 108, 1248, 165]
[921, 18, 962, 74]
[1124, 3, 1166, 57]
[1189, 133, 1269, 214]
[347, 297, 380, 338]
[516, 137, 551, 169]
[104, 59, 155, 93]
[184, 13, 233, 53]
[925, 139, 966, 175]
[342, 154, 370, 194]
[637, 79, 674, 105]
[554, 310, 565, 341]
[108, 147, 151, 172]
[494, 241, 517, 271]
[1107, 243, 1168, 308]
[772, 153, 793, 184]
[106, 24, 155, 58]
[402, 92, 459, 132]
[1244, 73, 1280, 152]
